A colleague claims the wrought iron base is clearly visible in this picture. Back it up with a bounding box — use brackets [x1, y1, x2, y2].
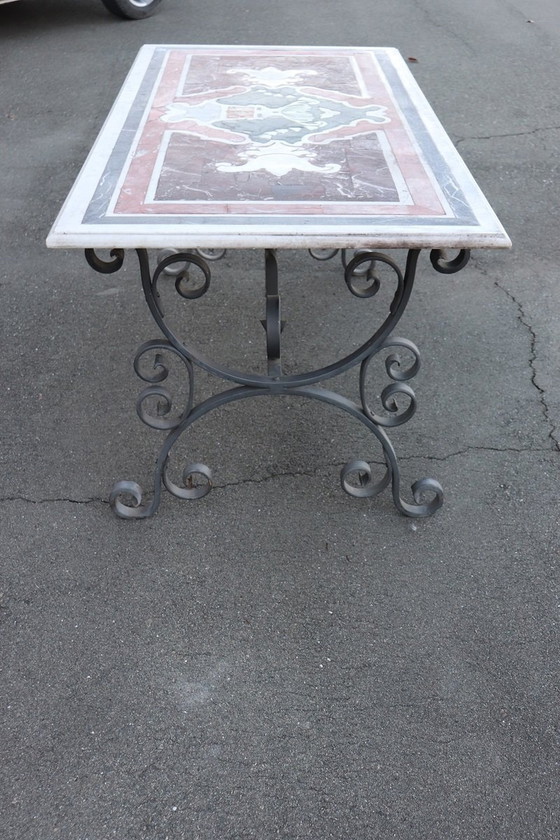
[85, 246, 470, 519]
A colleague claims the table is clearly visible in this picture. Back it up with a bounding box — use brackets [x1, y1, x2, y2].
[47, 45, 511, 519]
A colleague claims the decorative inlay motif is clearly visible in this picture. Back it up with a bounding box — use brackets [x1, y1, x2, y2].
[107, 48, 450, 217]
[161, 83, 390, 178]
[162, 85, 390, 144]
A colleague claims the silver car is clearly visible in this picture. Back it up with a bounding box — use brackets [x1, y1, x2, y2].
[0, 0, 162, 19]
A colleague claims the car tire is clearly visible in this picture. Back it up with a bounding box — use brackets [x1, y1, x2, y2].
[100, 0, 163, 20]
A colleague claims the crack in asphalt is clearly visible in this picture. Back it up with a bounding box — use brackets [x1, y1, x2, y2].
[408, 0, 476, 55]
[493, 281, 559, 451]
[219, 445, 550, 489]
[0, 443, 552, 505]
[455, 125, 560, 146]
[0, 496, 107, 506]
[470, 257, 559, 451]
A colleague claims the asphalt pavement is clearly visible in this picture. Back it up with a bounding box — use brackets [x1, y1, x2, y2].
[1, 1, 559, 838]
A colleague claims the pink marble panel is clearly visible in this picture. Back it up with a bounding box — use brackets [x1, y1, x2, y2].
[111, 47, 448, 219]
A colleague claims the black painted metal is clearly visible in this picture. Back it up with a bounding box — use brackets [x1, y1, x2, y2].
[86, 247, 470, 519]
[430, 248, 470, 274]
[263, 249, 283, 378]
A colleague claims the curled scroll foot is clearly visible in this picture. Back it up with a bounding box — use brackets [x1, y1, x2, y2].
[395, 477, 444, 518]
[109, 480, 159, 519]
[163, 462, 213, 500]
[340, 459, 391, 499]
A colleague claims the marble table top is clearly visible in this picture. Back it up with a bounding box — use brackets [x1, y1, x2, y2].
[47, 45, 511, 250]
